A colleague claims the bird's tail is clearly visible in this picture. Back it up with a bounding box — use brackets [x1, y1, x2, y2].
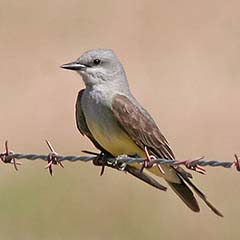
[131, 162, 223, 216]
[166, 178, 200, 212]
[166, 170, 224, 217]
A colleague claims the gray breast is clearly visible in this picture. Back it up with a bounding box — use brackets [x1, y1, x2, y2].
[81, 88, 121, 139]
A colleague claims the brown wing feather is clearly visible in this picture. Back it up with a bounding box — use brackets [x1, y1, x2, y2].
[112, 94, 223, 216]
[112, 94, 175, 160]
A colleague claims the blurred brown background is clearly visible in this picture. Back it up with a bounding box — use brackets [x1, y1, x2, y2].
[0, 0, 240, 239]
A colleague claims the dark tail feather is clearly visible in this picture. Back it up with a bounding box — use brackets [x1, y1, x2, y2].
[176, 171, 224, 217]
[167, 179, 200, 212]
[125, 165, 167, 191]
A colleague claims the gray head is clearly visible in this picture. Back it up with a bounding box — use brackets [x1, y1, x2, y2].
[61, 49, 129, 91]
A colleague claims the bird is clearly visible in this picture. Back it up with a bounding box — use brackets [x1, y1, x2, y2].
[61, 49, 223, 217]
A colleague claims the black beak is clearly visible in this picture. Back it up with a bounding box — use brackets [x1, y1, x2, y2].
[61, 61, 87, 71]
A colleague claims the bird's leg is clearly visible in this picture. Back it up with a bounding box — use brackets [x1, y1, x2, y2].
[141, 146, 165, 174]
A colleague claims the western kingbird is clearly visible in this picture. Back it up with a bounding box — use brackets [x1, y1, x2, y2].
[61, 49, 222, 216]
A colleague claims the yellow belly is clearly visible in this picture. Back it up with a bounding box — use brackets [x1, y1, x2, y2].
[88, 121, 180, 183]
[89, 120, 144, 157]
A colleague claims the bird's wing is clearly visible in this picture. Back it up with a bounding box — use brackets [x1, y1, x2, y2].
[112, 94, 175, 160]
[76, 89, 107, 152]
[112, 94, 223, 216]
[124, 165, 167, 191]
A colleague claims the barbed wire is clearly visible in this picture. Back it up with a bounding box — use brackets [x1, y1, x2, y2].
[0, 140, 239, 176]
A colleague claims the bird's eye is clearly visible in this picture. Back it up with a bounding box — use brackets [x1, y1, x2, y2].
[93, 59, 101, 65]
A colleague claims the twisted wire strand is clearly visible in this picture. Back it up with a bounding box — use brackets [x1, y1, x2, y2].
[5, 152, 235, 169]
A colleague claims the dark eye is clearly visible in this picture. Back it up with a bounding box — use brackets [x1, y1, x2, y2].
[93, 59, 101, 65]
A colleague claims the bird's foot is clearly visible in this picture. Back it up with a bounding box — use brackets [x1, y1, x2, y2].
[92, 152, 110, 176]
[92, 152, 128, 175]
[173, 156, 206, 174]
[141, 146, 165, 174]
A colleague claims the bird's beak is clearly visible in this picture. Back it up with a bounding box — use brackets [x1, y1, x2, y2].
[61, 61, 87, 71]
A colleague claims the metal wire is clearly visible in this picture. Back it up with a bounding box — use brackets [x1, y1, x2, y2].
[1, 140, 239, 175]
[4, 152, 235, 169]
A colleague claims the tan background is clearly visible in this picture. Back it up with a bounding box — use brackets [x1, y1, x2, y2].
[0, 0, 240, 239]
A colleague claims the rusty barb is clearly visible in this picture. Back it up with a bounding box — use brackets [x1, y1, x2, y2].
[0, 141, 22, 171]
[0, 140, 240, 176]
[45, 140, 64, 176]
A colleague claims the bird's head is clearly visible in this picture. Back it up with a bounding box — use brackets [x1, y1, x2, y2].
[61, 49, 129, 89]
